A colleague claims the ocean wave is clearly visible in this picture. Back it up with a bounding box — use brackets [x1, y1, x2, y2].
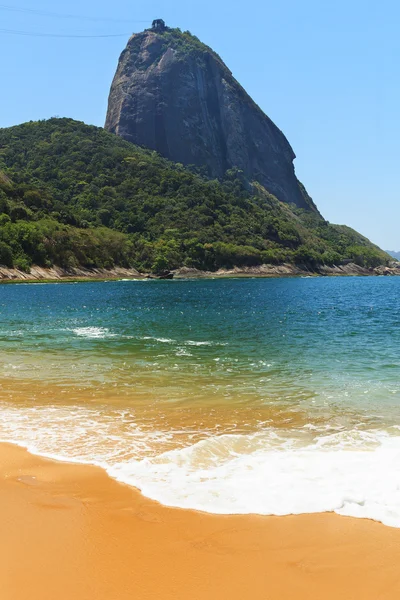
[175, 348, 193, 357]
[67, 330, 227, 347]
[72, 327, 116, 339]
[2, 400, 400, 528]
[185, 340, 228, 347]
[139, 336, 227, 347]
[185, 340, 214, 346]
[108, 430, 400, 527]
[140, 336, 176, 343]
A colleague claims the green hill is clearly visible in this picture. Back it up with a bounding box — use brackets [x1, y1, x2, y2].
[0, 118, 389, 273]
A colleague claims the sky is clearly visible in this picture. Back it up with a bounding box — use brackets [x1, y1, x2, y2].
[0, 0, 399, 249]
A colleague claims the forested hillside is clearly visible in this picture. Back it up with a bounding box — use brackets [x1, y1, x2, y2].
[0, 118, 389, 273]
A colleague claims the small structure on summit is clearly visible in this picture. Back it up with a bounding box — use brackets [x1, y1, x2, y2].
[152, 19, 166, 32]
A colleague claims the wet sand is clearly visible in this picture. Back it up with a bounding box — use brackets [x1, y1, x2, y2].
[1, 443, 400, 600]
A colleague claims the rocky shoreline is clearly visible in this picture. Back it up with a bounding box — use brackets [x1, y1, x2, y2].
[0, 262, 399, 283]
[177, 262, 400, 278]
[0, 265, 144, 283]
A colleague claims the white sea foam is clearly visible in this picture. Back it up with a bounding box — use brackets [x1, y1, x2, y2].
[185, 340, 228, 347]
[2, 401, 400, 528]
[137, 336, 227, 347]
[2, 330, 24, 337]
[109, 431, 400, 527]
[72, 327, 115, 339]
[175, 348, 193, 357]
[140, 336, 176, 343]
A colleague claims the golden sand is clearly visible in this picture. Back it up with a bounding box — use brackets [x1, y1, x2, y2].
[1, 442, 400, 600]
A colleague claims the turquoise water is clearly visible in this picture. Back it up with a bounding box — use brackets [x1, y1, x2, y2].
[1, 277, 400, 524]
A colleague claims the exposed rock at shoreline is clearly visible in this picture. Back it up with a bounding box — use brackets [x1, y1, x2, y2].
[174, 262, 400, 278]
[1, 262, 399, 283]
[0, 266, 144, 282]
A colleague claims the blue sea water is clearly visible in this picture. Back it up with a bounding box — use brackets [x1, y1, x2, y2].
[0, 277, 400, 525]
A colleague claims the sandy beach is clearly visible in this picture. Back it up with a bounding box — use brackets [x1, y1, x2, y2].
[0, 443, 399, 600]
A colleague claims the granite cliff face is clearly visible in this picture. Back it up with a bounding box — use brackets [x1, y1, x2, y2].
[105, 22, 316, 211]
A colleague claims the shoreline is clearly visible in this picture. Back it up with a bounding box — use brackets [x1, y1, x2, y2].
[0, 261, 399, 284]
[2, 441, 400, 599]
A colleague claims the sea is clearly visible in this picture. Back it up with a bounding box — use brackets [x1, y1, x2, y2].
[1, 276, 400, 526]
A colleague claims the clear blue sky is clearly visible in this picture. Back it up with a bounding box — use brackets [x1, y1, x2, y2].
[0, 0, 398, 249]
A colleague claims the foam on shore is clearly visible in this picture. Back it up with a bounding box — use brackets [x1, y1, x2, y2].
[1, 400, 400, 527]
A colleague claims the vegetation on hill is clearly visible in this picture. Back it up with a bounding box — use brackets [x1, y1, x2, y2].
[135, 25, 225, 67]
[0, 118, 389, 273]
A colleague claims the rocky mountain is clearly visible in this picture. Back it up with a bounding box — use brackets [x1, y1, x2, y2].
[105, 20, 316, 211]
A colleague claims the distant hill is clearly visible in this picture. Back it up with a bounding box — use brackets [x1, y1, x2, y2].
[386, 250, 400, 260]
[0, 118, 390, 273]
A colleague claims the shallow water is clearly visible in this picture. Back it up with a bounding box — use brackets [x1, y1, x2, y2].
[1, 277, 400, 525]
